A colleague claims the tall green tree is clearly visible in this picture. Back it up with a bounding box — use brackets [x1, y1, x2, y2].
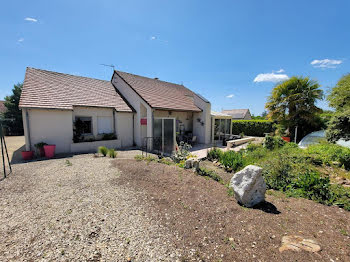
[326, 74, 350, 142]
[327, 74, 350, 111]
[3, 83, 23, 135]
[265, 76, 324, 141]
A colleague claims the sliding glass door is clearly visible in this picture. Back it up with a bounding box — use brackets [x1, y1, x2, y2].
[213, 118, 231, 141]
[153, 118, 175, 155]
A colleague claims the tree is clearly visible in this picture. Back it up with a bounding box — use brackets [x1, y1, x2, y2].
[265, 76, 324, 141]
[3, 83, 23, 135]
[327, 74, 350, 111]
[326, 109, 350, 142]
[326, 74, 350, 142]
[251, 111, 268, 120]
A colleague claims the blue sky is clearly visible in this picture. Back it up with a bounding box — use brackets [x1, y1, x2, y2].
[1, 0, 349, 115]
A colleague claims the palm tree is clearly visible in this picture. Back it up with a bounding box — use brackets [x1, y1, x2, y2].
[265, 76, 324, 141]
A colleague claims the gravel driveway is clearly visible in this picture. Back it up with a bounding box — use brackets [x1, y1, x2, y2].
[0, 155, 180, 261]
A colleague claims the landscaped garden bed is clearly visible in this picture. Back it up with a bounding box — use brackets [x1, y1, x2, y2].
[112, 158, 350, 261]
[205, 136, 350, 211]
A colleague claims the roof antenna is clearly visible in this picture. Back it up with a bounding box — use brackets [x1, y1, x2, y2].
[100, 64, 115, 70]
[100, 64, 115, 80]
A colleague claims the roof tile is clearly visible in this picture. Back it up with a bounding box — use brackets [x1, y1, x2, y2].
[20, 68, 133, 112]
[115, 71, 202, 112]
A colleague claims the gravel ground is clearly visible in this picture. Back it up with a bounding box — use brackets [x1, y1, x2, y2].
[0, 154, 181, 261]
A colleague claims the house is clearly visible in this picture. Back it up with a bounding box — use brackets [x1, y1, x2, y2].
[19, 67, 218, 155]
[221, 109, 252, 120]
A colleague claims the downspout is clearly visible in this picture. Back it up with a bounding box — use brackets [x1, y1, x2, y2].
[132, 114, 135, 146]
[26, 110, 31, 150]
[113, 109, 116, 136]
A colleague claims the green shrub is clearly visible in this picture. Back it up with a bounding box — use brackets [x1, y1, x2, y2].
[262, 156, 295, 191]
[328, 185, 350, 211]
[158, 157, 173, 165]
[207, 147, 223, 161]
[102, 133, 117, 140]
[134, 155, 143, 161]
[243, 146, 270, 166]
[98, 146, 108, 156]
[245, 142, 262, 152]
[172, 142, 191, 163]
[108, 148, 117, 158]
[288, 170, 332, 203]
[219, 151, 244, 171]
[306, 143, 350, 170]
[197, 167, 223, 183]
[231, 120, 275, 137]
[263, 135, 286, 150]
[34, 142, 48, 149]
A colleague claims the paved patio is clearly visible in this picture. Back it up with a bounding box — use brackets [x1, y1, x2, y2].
[190, 137, 264, 159]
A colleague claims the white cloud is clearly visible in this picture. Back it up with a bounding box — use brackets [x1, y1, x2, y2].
[18, 38, 24, 42]
[310, 59, 343, 68]
[275, 69, 285, 73]
[254, 72, 289, 83]
[150, 36, 156, 40]
[226, 94, 234, 98]
[25, 17, 37, 22]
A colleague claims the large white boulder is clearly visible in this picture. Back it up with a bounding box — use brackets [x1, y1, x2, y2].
[230, 165, 266, 207]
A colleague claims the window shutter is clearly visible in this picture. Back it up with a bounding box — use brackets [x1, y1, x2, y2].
[98, 116, 113, 134]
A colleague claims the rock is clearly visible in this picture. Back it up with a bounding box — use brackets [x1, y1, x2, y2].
[185, 159, 193, 169]
[279, 235, 321, 253]
[192, 160, 200, 170]
[230, 165, 266, 207]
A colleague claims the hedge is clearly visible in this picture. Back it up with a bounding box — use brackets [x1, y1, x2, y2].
[231, 120, 275, 137]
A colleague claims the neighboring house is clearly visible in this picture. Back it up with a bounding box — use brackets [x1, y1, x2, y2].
[19, 67, 216, 154]
[221, 109, 252, 120]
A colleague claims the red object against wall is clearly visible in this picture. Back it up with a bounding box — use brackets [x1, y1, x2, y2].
[141, 118, 147, 125]
[282, 136, 291, 142]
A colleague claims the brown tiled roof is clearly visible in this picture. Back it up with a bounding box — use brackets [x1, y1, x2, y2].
[0, 101, 6, 114]
[222, 109, 250, 119]
[115, 71, 202, 112]
[20, 68, 133, 112]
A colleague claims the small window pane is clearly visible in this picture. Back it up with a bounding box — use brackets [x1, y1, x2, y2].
[75, 117, 92, 134]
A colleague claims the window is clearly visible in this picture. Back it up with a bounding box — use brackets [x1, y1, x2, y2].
[75, 117, 92, 134]
[98, 116, 113, 134]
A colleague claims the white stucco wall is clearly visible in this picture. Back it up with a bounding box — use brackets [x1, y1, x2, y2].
[154, 110, 193, 133]
[112, 73, 153, 147]
[192, 94, 211, 144]
[24, 108, 73, 153]
[22, 106, 134, 155]
[115, 112, 134, 147]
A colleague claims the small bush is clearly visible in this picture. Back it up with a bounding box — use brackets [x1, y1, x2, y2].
[98, 146, 108, 156]
[134, 155, 143, 161]
[231, 120, 275, 137]
[102, 133, 117, 140]
[172, 142, 192, 163]
[108, 149, 117, 158]
[263, 156, 295, 191]
[219, 151, 244, 171]
[288, 170, 332, 203]
[158, 157, 173, 165]
[197, 167, 223, 183]
[207, 147, 223, 161]
[263, 135, 286, 150]
[246, 142, 262, 152]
